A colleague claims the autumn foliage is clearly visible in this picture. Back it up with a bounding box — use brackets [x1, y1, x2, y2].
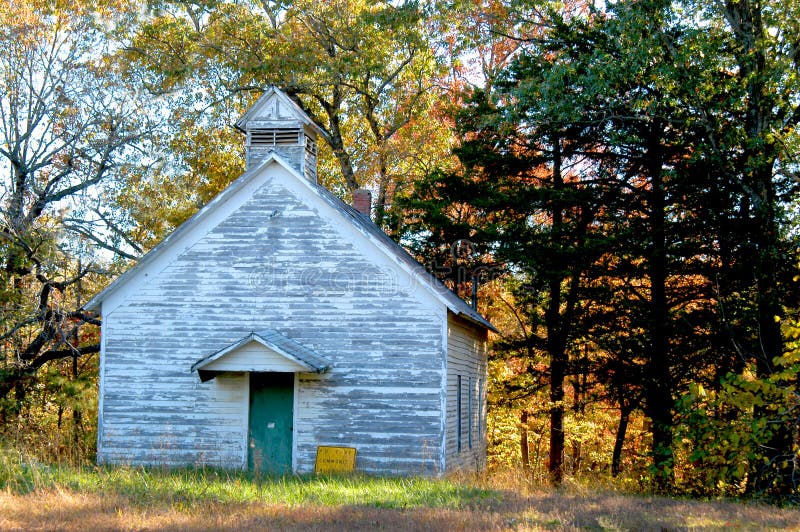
[0, 0, 799, 504]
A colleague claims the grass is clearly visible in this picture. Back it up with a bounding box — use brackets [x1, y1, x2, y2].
[2, 448, 800, 530]
[0, 448, 498, 509]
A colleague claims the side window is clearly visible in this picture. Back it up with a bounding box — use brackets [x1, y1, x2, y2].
[457, 375, 462, 452]
[477, 378, 483, 441]
[468, 376, 473, 449]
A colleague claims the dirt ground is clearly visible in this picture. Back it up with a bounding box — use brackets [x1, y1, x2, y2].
[2, 488, 800, 531]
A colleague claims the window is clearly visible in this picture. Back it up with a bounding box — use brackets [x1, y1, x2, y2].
[468, 376, 473, 449]
[456, 375, 462, 452]
[477, 378, 483, 441]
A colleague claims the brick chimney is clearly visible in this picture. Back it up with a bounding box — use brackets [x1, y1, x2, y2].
[353, 189, 372, 218]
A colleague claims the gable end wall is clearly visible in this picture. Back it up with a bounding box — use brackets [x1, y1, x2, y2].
[97, 163, 447, 475]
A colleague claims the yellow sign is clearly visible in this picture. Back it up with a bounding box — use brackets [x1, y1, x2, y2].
[315, 446, 357, 474]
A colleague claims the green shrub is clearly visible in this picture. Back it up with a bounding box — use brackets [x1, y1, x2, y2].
[674, 320, 800, 498]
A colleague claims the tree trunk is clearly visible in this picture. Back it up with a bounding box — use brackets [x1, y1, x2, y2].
[724, 0, 793, 497]
[612, 407, 631, 478]
[300, 86, 359, 193]
[328, 130, 358, 193]
[72, 264, 83, 449]
[520, 410, 530, 471]
[644, 119, 674, 492]
[549, 355, 565, 484]
[374, 162, 390, 229]
[547, 132, 566, 486]
[748, 166, 793, 496]
[571, 371, 584, 474]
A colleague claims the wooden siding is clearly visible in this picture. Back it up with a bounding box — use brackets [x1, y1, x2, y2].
[444, 313, 488, 472]
[201, 342, 307, 373]
[98, 163, 447, 475]
[247, 145, 304, 175]
[304, 149, 317, 182]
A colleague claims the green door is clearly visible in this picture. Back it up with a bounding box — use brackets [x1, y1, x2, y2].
[248, 372, 294, 474]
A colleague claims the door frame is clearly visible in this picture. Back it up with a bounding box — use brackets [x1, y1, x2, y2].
[291, 372, 299, 472]
[241, 371, 300, 473]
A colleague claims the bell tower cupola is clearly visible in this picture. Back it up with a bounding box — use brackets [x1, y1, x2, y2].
[235, 87, 325, 182]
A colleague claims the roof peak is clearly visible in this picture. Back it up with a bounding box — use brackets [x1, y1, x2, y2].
[234, 87, 326, 139]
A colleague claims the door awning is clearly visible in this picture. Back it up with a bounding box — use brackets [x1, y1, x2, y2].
[191, 329, 332, 382]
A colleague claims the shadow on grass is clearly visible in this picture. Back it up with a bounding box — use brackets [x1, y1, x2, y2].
[491, 490, 800, 530]
[3, 454, 800, 530]
[5, 490, 799, 531]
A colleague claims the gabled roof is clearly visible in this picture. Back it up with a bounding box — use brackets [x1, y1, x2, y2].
[306, 180, 496, 332]
[191, 330, 332, 382]
[234, 87, 328, 140]
[83, 153, 495, 332]
[83, 156, 280, 313]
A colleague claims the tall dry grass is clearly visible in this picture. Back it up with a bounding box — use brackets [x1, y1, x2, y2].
[3, 481, 800, 531]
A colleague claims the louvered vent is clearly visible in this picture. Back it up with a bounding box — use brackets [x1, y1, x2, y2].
[305, 137, 317, 156]
[250, 128, 301, 146]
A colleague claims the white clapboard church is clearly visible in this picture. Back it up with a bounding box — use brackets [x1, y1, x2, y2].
[85, 87, 493, 475]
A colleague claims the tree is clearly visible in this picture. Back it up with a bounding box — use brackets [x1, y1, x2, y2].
[431, 0, 524, 92]
[689, 0, 800, 497]
[402, 0, 800, 493]
[121, 0, 443, 230]
[0, 0, 152, 411]
[492, 0, 798, 492]
[399, 81, 617, 483]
